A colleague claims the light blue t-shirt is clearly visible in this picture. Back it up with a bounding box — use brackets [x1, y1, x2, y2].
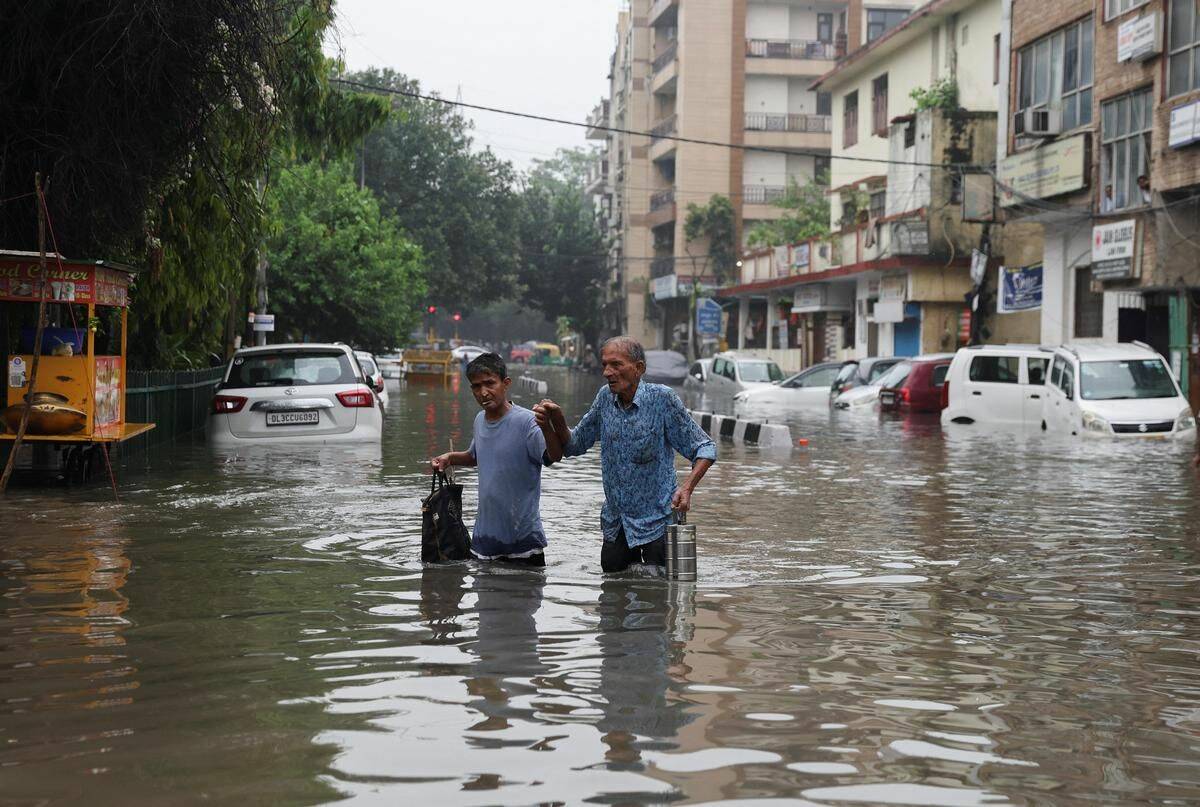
[467, 404, 549, 559]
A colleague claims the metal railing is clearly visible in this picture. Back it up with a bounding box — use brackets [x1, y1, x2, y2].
[650, 189, 675, 211]
[651, 256, 676, 278]
[746, 38, 837, 60]
[650, 114, 678, 141]
[652, 40, 678, 74]
[124, 367, 225, 447]
[744, 112, 832, 133]
[743, 185, 789, 205]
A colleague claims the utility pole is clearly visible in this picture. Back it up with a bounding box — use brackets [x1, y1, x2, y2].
[254, 175, 269, 347]
[1, 174, 49, 494]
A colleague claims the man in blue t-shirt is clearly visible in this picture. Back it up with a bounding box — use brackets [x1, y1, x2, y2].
[431, 353, 562, 566]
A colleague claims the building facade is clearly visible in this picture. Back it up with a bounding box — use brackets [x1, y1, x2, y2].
[590, 0, 915, 355]
[998, 0, 1200, 406]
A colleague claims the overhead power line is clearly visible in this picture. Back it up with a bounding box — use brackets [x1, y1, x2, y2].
[330, 78, 984, 172]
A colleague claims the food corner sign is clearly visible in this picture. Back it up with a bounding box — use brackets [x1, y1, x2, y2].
[1092, 219, 1139, 281]
[998, 134, 1088, 207]
[0, 259, 130, 306]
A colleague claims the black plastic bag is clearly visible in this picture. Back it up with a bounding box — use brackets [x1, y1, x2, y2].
[422, 471, 472, 563]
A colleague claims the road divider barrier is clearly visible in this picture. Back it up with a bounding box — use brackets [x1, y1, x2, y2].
[690, 411, 792, 450]
[515, 376, 549, 396]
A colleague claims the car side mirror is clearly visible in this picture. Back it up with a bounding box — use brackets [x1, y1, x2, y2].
[208, 352, 224, 368]
[373, 378, 385, 393]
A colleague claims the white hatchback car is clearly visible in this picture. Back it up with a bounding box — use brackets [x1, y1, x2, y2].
[941, 344, 1054, 427]
[706, 353, 785, 392]
[736, 361, 842, 407]
[1043, 343, 1196, 439]
[355, 350, 390, 411]
[208, 343, 384, 446]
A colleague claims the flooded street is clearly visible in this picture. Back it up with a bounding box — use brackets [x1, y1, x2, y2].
[3, 367, 1200, 805]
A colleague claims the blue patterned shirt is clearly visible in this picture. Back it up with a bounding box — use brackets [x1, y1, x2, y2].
[563, 382, 717, 547]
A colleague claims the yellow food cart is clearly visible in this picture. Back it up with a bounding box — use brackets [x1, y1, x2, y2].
[1, 250, 154, 480]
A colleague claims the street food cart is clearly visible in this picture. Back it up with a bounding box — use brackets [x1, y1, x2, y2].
[1, 250, 153, 479]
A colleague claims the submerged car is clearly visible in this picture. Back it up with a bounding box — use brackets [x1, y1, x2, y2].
[355, 350, 390, 410]
[1043, 343, 1196, 439]
[684, 358, 713, 388]
[734, 362, 842, 407]
[829, 357, 904, 402]
[208, 343, 383, 446]
[706, 352, 785, 392]
[941, 344, 1053, 428]
[879, 354, 954, 414]
[643, 350, 689, 386]
[833, 360, 912, 411]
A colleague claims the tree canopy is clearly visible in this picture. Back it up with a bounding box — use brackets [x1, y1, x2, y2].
[516, 148, 607, 342]
[684, 194, 737, 284]
[744, 176, 831, 249]
[350, 69, 521, 315]
[265, 160, 425, 351]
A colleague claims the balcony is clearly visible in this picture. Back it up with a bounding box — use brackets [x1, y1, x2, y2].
[648, 188, 676, 229]
[745, 39, 837, 77]
[743, 112, 832, 152]
[650, 189, 675, 211]
[650, 114, 678, 141]
[584, 159, 609, 195]
[651, 256, 675, 279]
[649, 0, 678, 27]
[649, 114, 679, 162]
[586, 100, 609, 140]
[652, 41, 678, 75]
[743, 185, 788, 205]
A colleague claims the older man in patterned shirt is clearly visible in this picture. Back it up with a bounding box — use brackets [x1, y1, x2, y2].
[535, 336, 716, 573]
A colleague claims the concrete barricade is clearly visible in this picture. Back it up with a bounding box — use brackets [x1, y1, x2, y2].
[515, 376, 549, 396]
[690, 410, 792, 450]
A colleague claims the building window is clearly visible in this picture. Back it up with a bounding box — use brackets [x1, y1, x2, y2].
[1106, 0, 1151, 20]
[903, 119, 916, 149]
[1074, 267, 1103, 338]
[817, 91, 832, 116]
[1168, 0, 1200, 97]
[1101, 88, 1153, 211]
[869, 190, 886, 219]
[1016, 16, 1094, 133]
[818, 13, 834, 43]
[814, 156, 831, 184]
[844, 91, 859, 148]
[867, 9, 909, 42]
[994, 34, 1001, 84]
[872, 74, 889, 137]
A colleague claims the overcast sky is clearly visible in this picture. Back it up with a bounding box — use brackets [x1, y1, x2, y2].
[327, 0, 621, 170]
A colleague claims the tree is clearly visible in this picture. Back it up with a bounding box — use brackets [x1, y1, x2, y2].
[744, 176, 831, 248]
[683, 194, 737, 285]
[348, 69, 521, 314]
[516, 148, 607, 343]
[265, 160, 425, 351]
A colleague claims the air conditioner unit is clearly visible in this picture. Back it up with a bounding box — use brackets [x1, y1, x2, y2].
[1023, 107, 1062, 137]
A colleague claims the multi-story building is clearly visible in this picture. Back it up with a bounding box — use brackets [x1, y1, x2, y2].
[997, 0, 1200, 407]
[721, 0, 1005, 369]
[590, 0, 914, 355]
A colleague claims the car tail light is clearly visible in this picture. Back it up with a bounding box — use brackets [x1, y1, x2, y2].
[211, 394, 247, 414]
[940, 381, 949, 409]
[336, 388, 375, 408]
[899, 387, 911, 403]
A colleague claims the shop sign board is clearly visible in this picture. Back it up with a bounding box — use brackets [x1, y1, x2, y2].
[1091, 219, 1138, 281]
[792, 285, 825, 312]
[890, 220, 929, 255]
[1117, 11, 1161, 63]
[696, 298, 722, 336]
[652, 274, 677, 300]
[997, 263, 1043, 313]
[997, 134, 1088, 207]
[791, 242, 810, 269]
[879, 274, 907, 301]
[0, 260, 130, 306]
[1169, 100, 1200, 149]
[962, 173, 996, 222]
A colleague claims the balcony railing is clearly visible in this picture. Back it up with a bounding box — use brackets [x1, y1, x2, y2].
[743, 185, 788, 205]
[746, 39, 837, 60]
[652, 41, 678, 74]
[744, 112, 832, 133]
[651, 256, 675, 278]
[650, 114, 678, 141]
[650, 189, 675, 211]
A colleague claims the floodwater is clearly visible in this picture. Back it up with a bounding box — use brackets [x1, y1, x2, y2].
[3, 366, 1200, 805]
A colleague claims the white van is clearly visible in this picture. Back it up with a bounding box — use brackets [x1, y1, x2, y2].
[941, 345, 1054, 427]
[1043, 343, 1196, 439]
[707, 352, 784, 392]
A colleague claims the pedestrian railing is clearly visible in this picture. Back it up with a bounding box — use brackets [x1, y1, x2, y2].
[124, 367, 224, 447]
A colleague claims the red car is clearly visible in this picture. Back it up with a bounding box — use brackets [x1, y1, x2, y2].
[879, 355, 954, 413]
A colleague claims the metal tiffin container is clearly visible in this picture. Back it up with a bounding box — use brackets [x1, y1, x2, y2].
[664, 510, 697, 582]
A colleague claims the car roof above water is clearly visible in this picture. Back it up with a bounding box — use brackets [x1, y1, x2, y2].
[1059, 342, 1164, 362]
[235, 342, 351, 355]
